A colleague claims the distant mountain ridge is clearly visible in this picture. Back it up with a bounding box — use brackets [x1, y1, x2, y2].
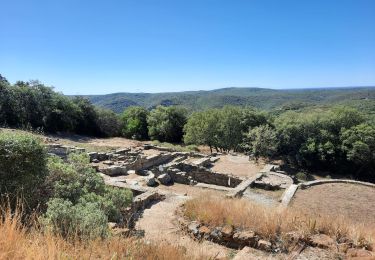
[80, 86, 375, 113]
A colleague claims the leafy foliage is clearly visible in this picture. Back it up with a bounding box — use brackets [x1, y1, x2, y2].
[0, 132, 48, 209]
[43, 153, 132, 239]
[184, 106, 268, 152]
[120, 106, 149, 140]
[147, 106, 187, 143]
[243, 125, 278, 160]
[0, 75, 120, 137]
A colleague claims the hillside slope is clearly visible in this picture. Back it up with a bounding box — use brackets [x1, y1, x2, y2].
[82, 87, 375, 113]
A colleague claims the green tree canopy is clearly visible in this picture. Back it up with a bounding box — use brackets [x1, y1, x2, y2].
[121, 106, 149, 140]
[147, 106, 187, 143]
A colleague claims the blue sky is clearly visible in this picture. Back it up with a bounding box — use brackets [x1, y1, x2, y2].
[1, 0, 374, 94]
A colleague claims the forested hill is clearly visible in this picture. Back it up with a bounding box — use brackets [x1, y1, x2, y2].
[83, 87, 375, 113]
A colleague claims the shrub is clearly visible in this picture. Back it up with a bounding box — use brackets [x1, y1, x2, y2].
[43, 153, 132, 237]
[295, 172, 308, 181]
[42, 198, 108, 240]
[0, 132, 47, 209]
[79, 187, 132, 222]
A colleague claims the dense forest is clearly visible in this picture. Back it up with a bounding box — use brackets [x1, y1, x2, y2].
[1, 74, 374, 182]
[84, 85, 375, 113]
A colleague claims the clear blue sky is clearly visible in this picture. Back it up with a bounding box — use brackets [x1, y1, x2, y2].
[1, 0, 374, 94]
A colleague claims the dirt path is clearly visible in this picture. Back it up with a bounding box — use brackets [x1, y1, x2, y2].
[211, 155, 264, 178]
[135, 193, 231, 259]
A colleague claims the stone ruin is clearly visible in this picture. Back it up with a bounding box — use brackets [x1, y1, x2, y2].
[47, 142, 299, 228]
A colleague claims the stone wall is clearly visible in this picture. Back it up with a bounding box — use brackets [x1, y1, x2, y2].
[154, 162, 243, 188]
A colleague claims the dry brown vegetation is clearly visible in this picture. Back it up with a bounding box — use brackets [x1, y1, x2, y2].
[184, 193, 375, 250]
[0, 207, 206, 260]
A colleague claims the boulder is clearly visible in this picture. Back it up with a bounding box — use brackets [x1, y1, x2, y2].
[103, 165, 127, 176]
[88, 152, 98, 161]
[97, 152, 108, 161]
[157, 173, 172, 185]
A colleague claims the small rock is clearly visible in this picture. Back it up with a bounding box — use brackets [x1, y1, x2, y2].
[221, 225, 234, 238]
[92, 159, 99, 163]
[198, 226, 211, 239]
[198, 226, 211, 235]
[285, 231, 305, 243]
[233, 230, 257, 246]
[210, 228, 222, 241]
[103, 160, 114, 165]
[108, 222, 117, 229]
[115, 148, 130, 155]
[188, 222, 200, 236]
[157, 173, 171, 185]
[146, 175, 157, 187]
[257, 239, 272, 251]
[127, 170, 136, 175]
[309, 234, 336, 249]
[346, 248, 374, 257]
[337, 243, 349, 253]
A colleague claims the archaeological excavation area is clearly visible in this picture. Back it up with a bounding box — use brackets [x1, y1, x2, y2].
[47, 141, 375, 259]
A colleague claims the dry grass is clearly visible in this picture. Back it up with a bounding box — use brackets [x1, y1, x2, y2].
[184, 193, 375, 249]
[0, 207, 206, 260]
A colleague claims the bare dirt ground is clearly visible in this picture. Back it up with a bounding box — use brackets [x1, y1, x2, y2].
[135, 193, 231, 259]
[290, 183, 375, 226]
[155, 183, 228, 197]
[211, 154, 265, 178]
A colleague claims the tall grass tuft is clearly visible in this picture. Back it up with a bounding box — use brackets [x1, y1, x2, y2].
[0, 204, 206, 260]
[184, 193, 375, 250]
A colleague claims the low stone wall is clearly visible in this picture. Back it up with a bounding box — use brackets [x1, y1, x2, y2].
[278, 184, 299, 209]
[279, 179, 375, 208]
[177, 216, 272, 251]
[131, 153, 176, 171]
[178, 215, 373, 257]
[226, 173, 263, 198]
[158, 162, 243, 188]
[47, 143, 85, 158]
[299, 179, 375, 189]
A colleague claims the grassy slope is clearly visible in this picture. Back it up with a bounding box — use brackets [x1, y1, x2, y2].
[81, 87, 375, 113]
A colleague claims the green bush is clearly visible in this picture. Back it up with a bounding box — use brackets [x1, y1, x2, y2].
[43, 198, 108, 240]
[43, 153, 132, 238]
[295, 172, 308, 181]
[46, 154, 106, 203]
[0, 132, 47, 209]
[79, 187, 132, 222]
